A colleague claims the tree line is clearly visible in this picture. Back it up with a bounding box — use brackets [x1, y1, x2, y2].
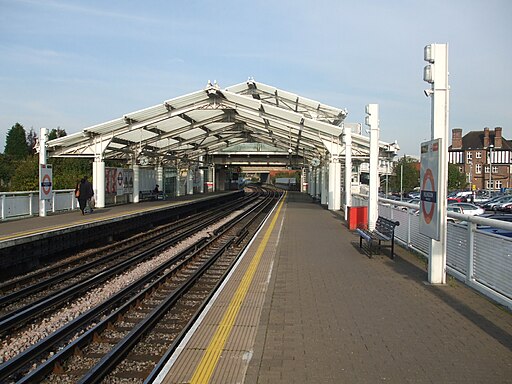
[0, 123, 91, 192]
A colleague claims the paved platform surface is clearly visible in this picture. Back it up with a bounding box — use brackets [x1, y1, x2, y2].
[244, 192, 512, 383]
[156, 191, 511, 383]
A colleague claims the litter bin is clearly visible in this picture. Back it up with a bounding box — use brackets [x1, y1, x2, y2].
[347, 206, 368, 230]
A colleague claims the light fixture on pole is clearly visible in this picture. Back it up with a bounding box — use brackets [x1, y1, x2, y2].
[422, 43, 449, 285]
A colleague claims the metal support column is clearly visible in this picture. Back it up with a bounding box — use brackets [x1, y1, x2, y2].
[328, 157, 341, 210]
[343, 124, 353, 220]
[93, 159, 105, 208]
[367, 104, 380, 231]
[424, 43, 449, 284]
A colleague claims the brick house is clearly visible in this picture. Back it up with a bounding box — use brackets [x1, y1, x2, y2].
[448, 127, 512, 191]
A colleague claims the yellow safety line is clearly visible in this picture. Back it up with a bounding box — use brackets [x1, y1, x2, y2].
[189, 192, 286, 384]
[0, 201, 187, 242]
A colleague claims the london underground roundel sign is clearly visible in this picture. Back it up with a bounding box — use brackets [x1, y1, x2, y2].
[419, 139, 441, 240]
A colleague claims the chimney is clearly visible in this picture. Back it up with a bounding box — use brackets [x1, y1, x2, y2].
[451, 128, 463, 149]
[483, 127, 490, 148]
[494, 127, 503, 148]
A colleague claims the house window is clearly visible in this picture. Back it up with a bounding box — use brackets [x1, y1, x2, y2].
[492, 166, 498, 174]
[485, 165, 490, 173]
[475, 164, 482, 174]
[467, 152, 472, 161]
[459, 166, 463, 173]
[496, 181, 503, 189]
[475, 151, 482, 159]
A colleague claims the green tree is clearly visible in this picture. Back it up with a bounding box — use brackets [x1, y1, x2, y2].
[48, 127, 67, 140]
[4, 123, 28, 159]
[49, 157, 91, 189]
[26, 128, 38, 155]
[0, 154, 13, 191]
[448, 163, 467, 191]
[10, 156, 39, 191]
[389, 156, 420, 194]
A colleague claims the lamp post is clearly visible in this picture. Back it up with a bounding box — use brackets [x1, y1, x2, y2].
[489, 144, 494, 195]
[467, 161, 472, 189]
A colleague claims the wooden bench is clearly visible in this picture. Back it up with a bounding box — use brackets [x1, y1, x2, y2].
[356, 216, 400, 259]
[139, 190, 163, 201]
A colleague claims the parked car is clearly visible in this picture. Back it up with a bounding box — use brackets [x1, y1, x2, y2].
[448, 202, 484, 216]
[481, 195, 512, 210]
[474, 214, 512, 238]
[502, 202, 512, 213]
[493, 196, 512, 211]
[447, 205, 463, 223]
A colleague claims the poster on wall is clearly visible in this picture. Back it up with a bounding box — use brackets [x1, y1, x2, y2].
[105, 168, 116, 194]
[105, 167, 134, 196]
[123, 169, 133, 194]
[116, 168, 125, 195]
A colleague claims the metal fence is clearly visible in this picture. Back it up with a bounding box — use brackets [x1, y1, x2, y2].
[351, 195, 512, 310]
[0, 190, 77, 220]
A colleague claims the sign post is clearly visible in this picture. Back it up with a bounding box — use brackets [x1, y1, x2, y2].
[38, 128, 48, 217]
[423, 43, 449, 284]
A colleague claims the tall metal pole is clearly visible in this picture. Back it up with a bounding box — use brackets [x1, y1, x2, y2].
[423, 43, 449, 284]
[343, 123, 353, 220]
[366, 104, 379, 231]
[39, 128, 47, 217]
[400, 163, 403, 201]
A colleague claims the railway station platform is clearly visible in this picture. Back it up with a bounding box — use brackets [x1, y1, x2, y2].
[0, 192, 232, 242]
[0, 191, 239, 278]
[157, 191, 512, 383]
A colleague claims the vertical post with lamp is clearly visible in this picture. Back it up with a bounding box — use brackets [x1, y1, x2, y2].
[423, 43, 449, 285]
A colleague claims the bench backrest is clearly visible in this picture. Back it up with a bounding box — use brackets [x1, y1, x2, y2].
[375, 216, 400, 237]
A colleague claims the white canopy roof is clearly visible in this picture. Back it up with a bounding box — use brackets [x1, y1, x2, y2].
[46, 79, 397, 166]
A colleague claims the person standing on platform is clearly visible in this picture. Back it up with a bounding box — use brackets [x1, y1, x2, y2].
[76, 176, 94, 215]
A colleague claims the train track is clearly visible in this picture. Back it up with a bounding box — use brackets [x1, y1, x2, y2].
[0, 187, 281, 383]
[0, 191, 258, 333]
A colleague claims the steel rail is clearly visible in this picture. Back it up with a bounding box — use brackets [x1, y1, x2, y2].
[15, 189, 275, 383]
[0, 192, 253, 298]
[78, 238, 236, 384]
[0, 197, 250, 334]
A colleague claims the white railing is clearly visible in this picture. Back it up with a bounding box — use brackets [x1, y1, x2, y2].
[350, 195, 512, 310]
[0, 190, 78, 220]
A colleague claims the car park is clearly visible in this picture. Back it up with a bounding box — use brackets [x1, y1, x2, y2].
[447, 202, 484, 216]
[481, 195, 512, 210]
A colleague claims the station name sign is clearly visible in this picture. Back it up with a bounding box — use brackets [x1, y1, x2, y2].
[419, 139, 441, 240]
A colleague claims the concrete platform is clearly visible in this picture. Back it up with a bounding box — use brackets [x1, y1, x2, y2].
[0, 191, 239, 279]
[157, 191, 512, 383]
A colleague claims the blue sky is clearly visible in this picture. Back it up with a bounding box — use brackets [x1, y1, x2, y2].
[1, 0, 511, 156]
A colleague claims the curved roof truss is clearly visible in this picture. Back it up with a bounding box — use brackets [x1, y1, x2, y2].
[46, 80, 397, 166]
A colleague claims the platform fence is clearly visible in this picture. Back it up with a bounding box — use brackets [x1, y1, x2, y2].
[0, 190, 78, 220]
[350, 194, 512, 310]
